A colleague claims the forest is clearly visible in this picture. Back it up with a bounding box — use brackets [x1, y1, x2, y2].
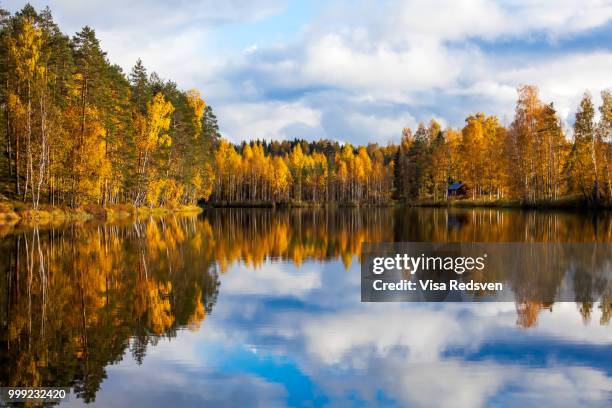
[0, 5, 611, 213]
[0, 5, 219, 210]
[213, 86, 612, 207]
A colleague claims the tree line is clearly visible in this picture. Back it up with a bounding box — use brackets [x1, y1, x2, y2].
[0, 5, 219, 209]
[210, 85, 611, 206]
[393, 85, 612, 204]
[212, 139, 396, 204]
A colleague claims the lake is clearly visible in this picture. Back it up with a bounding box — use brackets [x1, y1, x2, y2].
[1, 208, 612, 407]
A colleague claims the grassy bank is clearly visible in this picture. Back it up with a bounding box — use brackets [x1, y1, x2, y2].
[6, 196, 605, 223]
[0, 202, 203, 224]
[411, 195, 612, 209]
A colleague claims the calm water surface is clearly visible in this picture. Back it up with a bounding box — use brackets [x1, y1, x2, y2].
[1, 208, 612, 407]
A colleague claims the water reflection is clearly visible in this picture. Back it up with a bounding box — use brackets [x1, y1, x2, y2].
[0, 217, 219, 401]
[0, 208, 611, 406]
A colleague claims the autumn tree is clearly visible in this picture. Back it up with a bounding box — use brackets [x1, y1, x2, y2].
[567, 92, 600, 201]
[135, 92, 173, 206]
[393, 127, 413, 199]
[507, 86, 542, 202]
[5, 16, 48, 206]
[598, 90, 612, 199]
[288, 144, 306, 201]
[404, 123, 431, 199]
[536, 103, 565, 199]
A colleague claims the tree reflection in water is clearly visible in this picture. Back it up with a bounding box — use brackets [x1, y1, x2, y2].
[0, 208, 611, 401]
[0, 216, 219, 401]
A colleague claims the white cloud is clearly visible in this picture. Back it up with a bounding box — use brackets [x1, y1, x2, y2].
[336, 111, 417, 143]
[496, 52, 612, 121]
[297, 303, 612, 407]
[6, 0, 285, 32]
[320, 0, 612, 43]
[97, 27, 217, 88]
[302, 308, 469, 364]
[373, 360, 612, 408]
[220, 261, 322, 297]
[302, 35, 463, 92]
[301, 304, 612, 366]
[216, 101, 321, 141]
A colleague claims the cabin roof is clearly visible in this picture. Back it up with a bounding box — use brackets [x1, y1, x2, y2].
[448, 182, 464, 191]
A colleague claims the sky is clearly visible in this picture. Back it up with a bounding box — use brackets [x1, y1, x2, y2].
[4, 0, 612, 145]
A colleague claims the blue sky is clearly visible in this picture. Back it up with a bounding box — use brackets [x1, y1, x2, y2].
[5, 0, 612, 144]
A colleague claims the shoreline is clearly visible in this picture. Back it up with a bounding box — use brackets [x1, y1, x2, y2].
[205, 201, 399, 208]
[207, 196, 612, 210]
[2, 195, 610, 226]
[0, 202, 203, 225]
[408, 196, 612, 210]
